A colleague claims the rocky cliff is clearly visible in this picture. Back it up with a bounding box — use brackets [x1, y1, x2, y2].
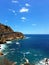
[0, 23, 14, 33]
[0, 23, 24, 43]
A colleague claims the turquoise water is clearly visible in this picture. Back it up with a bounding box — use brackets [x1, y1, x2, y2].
[0, 34, 49, 65]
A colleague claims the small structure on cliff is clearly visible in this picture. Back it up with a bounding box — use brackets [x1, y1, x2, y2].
[0, 23, 24, 44]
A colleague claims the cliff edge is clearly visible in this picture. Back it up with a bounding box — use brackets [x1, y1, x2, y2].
[0, 23, 24, 43]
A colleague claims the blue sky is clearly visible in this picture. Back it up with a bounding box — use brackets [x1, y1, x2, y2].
[0, 0, 49, 34]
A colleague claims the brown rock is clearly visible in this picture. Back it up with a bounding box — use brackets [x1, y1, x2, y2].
[0, 23, 24, 44]
[0, 52, 3, 56]
[0, 58, 17, 65]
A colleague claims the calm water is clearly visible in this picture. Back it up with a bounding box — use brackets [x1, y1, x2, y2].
[1, 34, 49, 65]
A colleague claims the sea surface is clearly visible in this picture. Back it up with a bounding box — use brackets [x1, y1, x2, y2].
[0, 34, 49, 65]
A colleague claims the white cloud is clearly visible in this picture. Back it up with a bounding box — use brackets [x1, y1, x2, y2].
[9, 9, 16, 13]
[32, 24, 37, 26]
[25, 3, 30, 7]
[21, 17, 26, 20]
[9, 9, 17, 15]
[21, 17, 26, 22]
[12, 10, 17, 15]
[12, 10, 16, 13]
[12, 0, 18, 3]
[19, 7, 29, 13]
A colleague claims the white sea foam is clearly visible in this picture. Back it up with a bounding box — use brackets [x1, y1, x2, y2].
[16, 42, 20, 45]
[24, 36, 30, 39]
[21, 58, 29, 63]
[25, 58, 29, 63]
[0, 44, 7, 52]
[10, 48, 15, 51]
[20, 51, 31, 61]
[4, 52, 9, 55]
[36, 58, 49, 65]
[12, 62, 17, 65]
[11, 51, 15, 53]
[21, 51, 31, 55]
[6, 41, 12, 44]
[25, 52, 31, 54]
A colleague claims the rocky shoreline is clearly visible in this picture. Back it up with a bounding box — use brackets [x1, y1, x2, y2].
[0, 23, 24, 43]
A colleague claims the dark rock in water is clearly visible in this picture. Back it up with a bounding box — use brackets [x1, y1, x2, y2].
[24, 63, 30, 65]
[0, 42, 4, 44]
[0, 52, 3, 56]
[24, 63, 35, 65]
[0, 23, 24, 44]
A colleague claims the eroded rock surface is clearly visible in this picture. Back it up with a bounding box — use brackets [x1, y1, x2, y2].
[0, 23, 24, 43]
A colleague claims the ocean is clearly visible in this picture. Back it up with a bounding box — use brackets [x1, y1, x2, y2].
[0, 34, 49, 65]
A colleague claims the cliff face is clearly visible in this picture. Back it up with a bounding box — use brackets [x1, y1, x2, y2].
[0, 23, 24, 43]
[0, 23, 14, 33]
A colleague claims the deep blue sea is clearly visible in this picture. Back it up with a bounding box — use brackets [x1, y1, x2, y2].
[1, 34, 49, 65]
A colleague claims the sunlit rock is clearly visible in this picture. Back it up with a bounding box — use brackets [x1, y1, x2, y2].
[0, 23, 24, 44]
